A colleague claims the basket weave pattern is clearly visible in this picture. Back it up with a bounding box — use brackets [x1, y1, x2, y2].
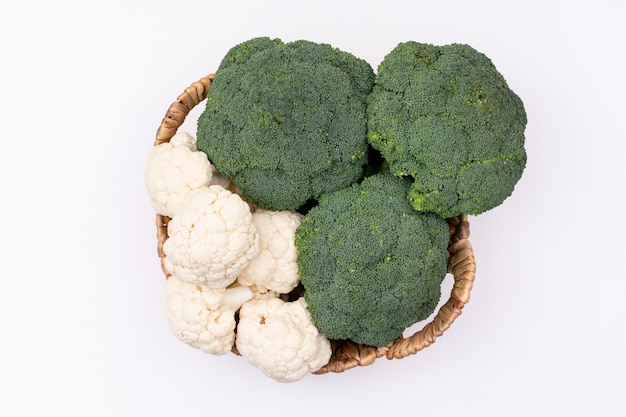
[153, 75, 477, 374]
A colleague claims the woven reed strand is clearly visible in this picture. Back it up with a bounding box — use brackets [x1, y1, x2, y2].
[153, 75, 477, 373]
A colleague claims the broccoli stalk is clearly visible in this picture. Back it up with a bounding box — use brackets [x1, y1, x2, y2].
[197, 37, 375, 211]
[295, 172, 450, 346]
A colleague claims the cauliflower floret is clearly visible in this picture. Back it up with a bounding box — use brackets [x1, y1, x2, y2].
[236, 297, 332, 383]
[163, 186, 260, 288]
[237, 210, 303, 294]
[165, 276, 253, 355]
[145, 132, 213, 218]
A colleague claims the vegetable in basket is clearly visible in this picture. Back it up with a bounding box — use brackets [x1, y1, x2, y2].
[367, 41, 527, 218]
[144, 132, 214, 218]
[295, 172, 450, 346]
[165, 277, 253, 355]
[237, 209, 303, 294]
[162, 186, 260, 288]
[236, 297, 332, 383]
[196, 37, 375, 211]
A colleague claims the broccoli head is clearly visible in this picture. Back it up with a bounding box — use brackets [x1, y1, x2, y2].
[295, 172, 450, 346]
[197, 37, 375, 211]
[367, 42, 527, 218]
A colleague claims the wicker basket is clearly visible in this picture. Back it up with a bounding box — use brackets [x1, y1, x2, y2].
[153, 74, 477, 374]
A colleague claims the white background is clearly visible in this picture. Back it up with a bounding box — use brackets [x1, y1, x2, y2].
[1, 1, 624, 416]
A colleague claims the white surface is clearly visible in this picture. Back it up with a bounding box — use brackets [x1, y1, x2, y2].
[1, 1, 624, 415]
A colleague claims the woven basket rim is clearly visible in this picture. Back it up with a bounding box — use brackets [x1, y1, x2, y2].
[152, 74, 477, 374]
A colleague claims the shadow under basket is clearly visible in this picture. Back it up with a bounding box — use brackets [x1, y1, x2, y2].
[153, 74, 477, 374]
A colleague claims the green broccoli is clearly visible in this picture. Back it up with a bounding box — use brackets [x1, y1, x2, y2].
[367, 42, 527, 218]
[197, 37, 375, 211]
[295, 172, 450, 346]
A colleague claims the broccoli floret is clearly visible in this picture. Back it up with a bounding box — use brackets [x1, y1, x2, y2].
[367, 42, 527, 217]
[295, 172, 450, 346]
[197, 37, 375, 211]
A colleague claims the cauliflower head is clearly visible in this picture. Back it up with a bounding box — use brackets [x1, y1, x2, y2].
[165, 276, 253, 355]
[145, 132, 213, 218]
[163, 186, 260, 288]
[236, 297, 332, 383]
[237, 209, 303, 294]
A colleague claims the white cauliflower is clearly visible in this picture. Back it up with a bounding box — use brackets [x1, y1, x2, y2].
[237, 210, 303, 294]
[163, 186, 260, 288]
[145, 132, 213, 218]
[236, 297, 332, 383]
[165, 276, 254, 355]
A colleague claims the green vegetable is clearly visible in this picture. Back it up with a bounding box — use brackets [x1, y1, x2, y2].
[295, 172, 450, 346]
[367, 42, 527, 218]
[197, 37, 375, 211]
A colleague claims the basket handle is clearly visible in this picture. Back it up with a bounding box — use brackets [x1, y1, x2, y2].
[154, 74, 215, 146]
